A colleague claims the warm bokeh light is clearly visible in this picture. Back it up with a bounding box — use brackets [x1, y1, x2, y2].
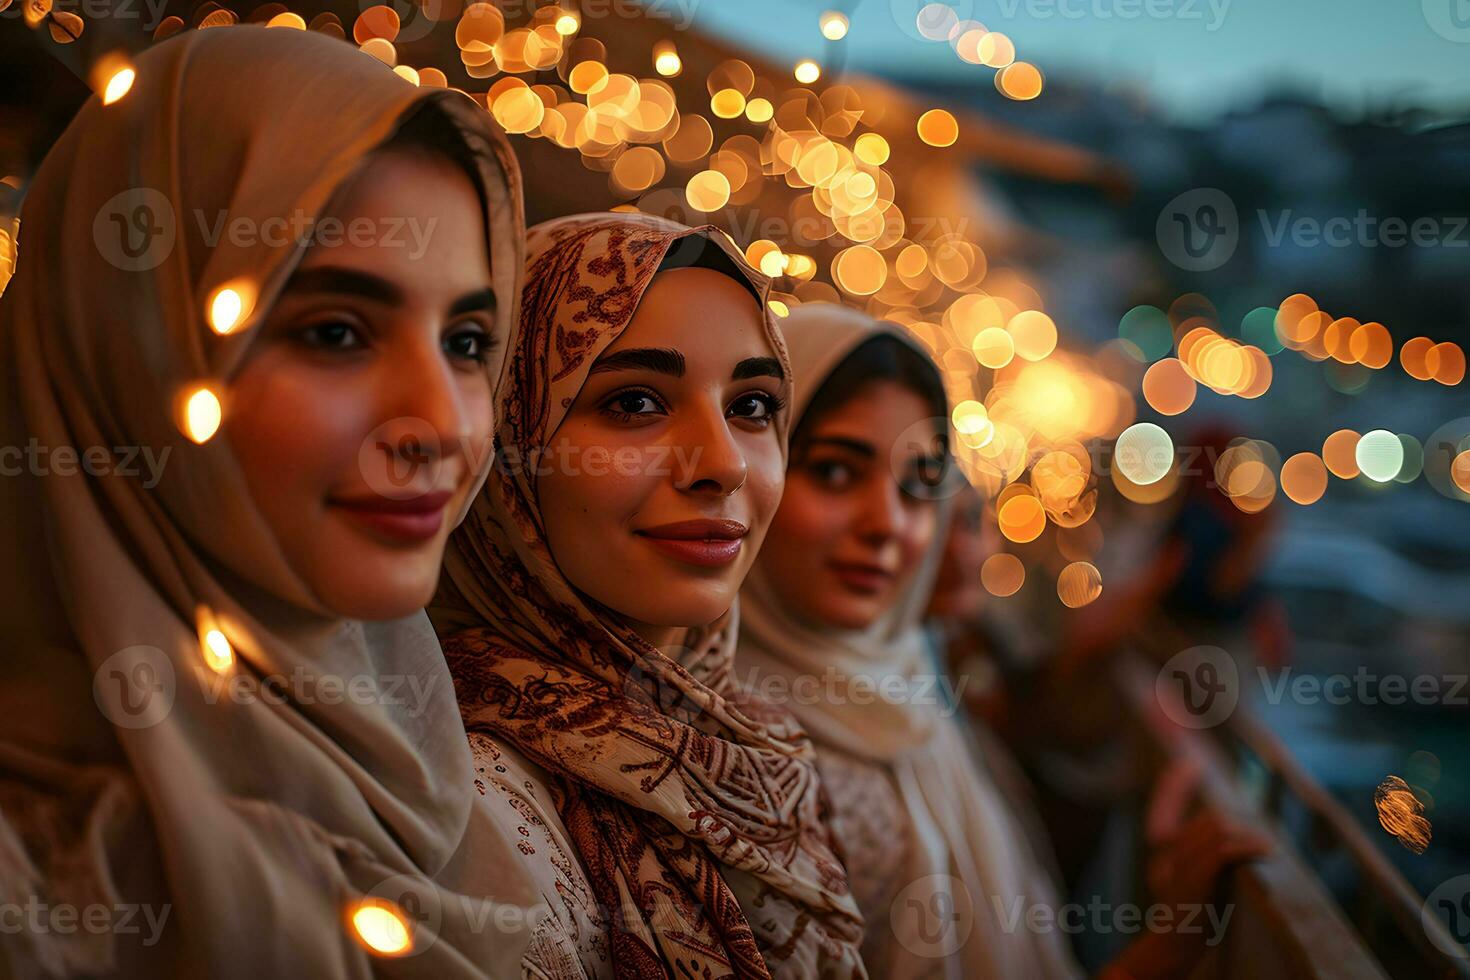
[981, 553, 1025, 597]
[348, 899, 413, 957]
[180, 385, 222, 444]
[972, 327, 1015, 370]
[206, 284, 252, 335]
[1322, 429, 1361, 479]
[998, 493, 1046, 543]
[1007, 310, 1057, 362]
[1400, 336, 1434, 380]
[1142, 358, 1196, 416]
[653, 40, 681, 77]
[854, 133, 890, 165]
[819, 10, 849, 40]
[1428, 341, 1465, 385]
[1281, 452, 1328, 504]
[997, 62, 1044, 101]
[832, 244, 887, 296]
[1375, 775, 1431, 855]
[685, 170, 731, 212]
[917, 109, 958, 147]
[1057, 561, 1102, 608]
[102, 67, 136, 105]
[794, 60, 821, 84]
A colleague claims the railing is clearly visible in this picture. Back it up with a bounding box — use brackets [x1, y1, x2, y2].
[1111, 646, 1470, 979]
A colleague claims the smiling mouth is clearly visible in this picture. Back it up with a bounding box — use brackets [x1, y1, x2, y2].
[635, 519, 748, 568]
[327, 489, 453, 544]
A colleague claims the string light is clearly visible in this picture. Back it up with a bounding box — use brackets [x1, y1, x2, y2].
[347, 898, 413, 957]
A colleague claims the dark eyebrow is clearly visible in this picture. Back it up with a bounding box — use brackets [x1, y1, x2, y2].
[278, 266, 405, 305]
[588, 347, 685, 377]
[805, 435, 875, 459]
[731, 356, 784, 381]
[449, 288, 497, 318]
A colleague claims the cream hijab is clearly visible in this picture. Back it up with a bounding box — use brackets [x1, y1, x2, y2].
[738, 303, 1081, 980]
[0, 27, 538, 978]
[434, 213, 866, 979]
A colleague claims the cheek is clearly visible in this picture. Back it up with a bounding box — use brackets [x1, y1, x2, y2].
[767, 476, 845, 558]
[898, 506, 940, 571]
[227, 360, 372, 500]
[742, 436, 787, 530]
[538, 427, 658, 537]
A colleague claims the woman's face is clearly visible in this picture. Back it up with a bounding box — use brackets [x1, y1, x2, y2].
[226, 147, 497, 621]
[538, 265, 788, 643]
[758, 380, 943, 631]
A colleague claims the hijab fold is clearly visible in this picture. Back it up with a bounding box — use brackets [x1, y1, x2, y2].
[738, 303, 1082, 980]
[0, 26, 540, 978]
[433, 213, 866, 980]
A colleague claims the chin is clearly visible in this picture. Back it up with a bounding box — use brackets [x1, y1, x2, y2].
[621, 592, 736, 635]
[815, 594, 886, 631]
[315, 567, 437, 621]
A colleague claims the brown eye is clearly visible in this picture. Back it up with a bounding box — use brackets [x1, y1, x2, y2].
[297, 320, 363, 351]
[728, 391, 783, 423]
[600, 388, 666, 420]
[444, 325, 492, 363]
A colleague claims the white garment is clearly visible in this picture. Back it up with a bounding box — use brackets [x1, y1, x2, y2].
[738, 303, 1083, 980]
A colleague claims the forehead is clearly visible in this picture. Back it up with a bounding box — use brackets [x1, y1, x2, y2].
[807, 380, 936, 438]
[604, 266, 772, 361]
[295, 149, 491, 287]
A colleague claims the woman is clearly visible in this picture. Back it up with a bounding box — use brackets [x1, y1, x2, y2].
[740, 303, 1269, 980]
[0, 27, 542, 977]
[432, 213, 866, 979]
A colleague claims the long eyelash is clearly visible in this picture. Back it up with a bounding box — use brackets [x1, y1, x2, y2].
[600, 386, 666, 421]
[735, 391, 786, 419]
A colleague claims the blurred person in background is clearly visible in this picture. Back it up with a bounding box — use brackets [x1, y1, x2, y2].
[740, 303, 1267, 979]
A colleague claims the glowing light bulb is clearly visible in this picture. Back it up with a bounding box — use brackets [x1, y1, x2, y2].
[181, 386, 222, 444]
[103, 67, 135, 105]
[794, 60, 821, 84]
[348, 900, 413, 957]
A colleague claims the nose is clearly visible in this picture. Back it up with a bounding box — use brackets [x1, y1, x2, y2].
[852, 474, 903, 545]
[376, 327, 477, 472]
[673, 398, 747, 497]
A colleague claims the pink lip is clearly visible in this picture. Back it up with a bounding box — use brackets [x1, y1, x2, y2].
[828, 561, 895, 596]
[636, 519, 748, 568]
[328, 490, 453, 544]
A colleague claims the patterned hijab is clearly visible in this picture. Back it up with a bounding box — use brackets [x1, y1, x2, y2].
[433, 213, 866, 979]
[0, 27, 535, 978]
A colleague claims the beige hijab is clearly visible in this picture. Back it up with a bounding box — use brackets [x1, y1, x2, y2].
[433, 213, 866, 979]
[738, 303, 1082, 980]
[0, 26, 538, 978]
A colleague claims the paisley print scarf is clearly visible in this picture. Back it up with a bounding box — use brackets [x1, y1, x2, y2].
[432, 213, 867, 979]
